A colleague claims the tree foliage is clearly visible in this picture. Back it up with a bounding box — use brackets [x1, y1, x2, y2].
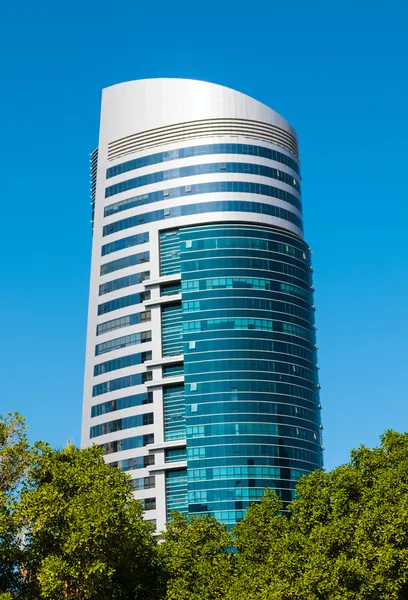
[0, 414, 161, 600]
[229, 430, 408, 599]
[0, 412, 44, 595]
[3, 413, 408, 600]
[159, 512, 234, 600]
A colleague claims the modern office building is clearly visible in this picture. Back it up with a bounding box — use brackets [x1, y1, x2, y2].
[81, 78, 323, 531]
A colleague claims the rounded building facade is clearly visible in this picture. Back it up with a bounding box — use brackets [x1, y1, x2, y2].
[82, 78, 323, 531]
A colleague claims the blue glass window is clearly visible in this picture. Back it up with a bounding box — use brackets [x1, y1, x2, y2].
[162, 304, 182, 357]
[93, 350, 152, 376]
[165, 448, 187, 462]
[90, 412, 153, 438]
[100, 251, 149, 276]
[109, 453, 154, 471]
[105, 162, 301, 198]
[106, 143, 300, 179]
[95, 330, 151, 356]
[97, 291, 150, 316]
[96, 310, 151, 336]
[103, 201, 303, 237]
[160, 230, 181, 276]
[104, 180, 302, 218]
[102, 231, 149, 256]
[166, 469, 188, 519]
[99, 271, 150, 296]
[103, 433, 154, 454]
[92, 371, 152, 397]
[91, 391, 153, 418]
[163, 385, 185, 441]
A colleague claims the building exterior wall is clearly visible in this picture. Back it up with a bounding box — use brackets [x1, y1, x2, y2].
[82, 78, 322, 531]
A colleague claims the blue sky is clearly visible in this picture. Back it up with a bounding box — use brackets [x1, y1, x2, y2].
[1, 0, 407, 471]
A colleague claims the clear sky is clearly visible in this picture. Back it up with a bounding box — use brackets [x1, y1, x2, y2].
[1, 0, 407, 471]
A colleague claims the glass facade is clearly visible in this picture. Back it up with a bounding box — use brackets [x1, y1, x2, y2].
[176, 224, 322, 525]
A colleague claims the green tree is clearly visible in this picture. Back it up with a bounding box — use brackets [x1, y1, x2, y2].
[159, 512, 234, 600]
[16, 443, 162, 600]
[229, 430, 408, 600]
[0, 412, 43, 596]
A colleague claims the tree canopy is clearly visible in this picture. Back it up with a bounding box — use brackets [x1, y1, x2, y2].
[0, 413, 161, 600]
[2, 413, 408, 600]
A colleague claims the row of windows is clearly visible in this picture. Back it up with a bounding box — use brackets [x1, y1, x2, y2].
[163, 385, 186, 442]
[130, 476, 155, 491]
[96, 311, 151, 336]
[189, 478, 294, 493]
[161, 283, 181, 296]
[187, 380, 317, 403]
[187, 456, 321, 475]
[183, 318, 314, 342]
[186, 423, 318, 443]
[94, 351, 152, 377]
[100, 251, 149, 276]
[186, 414, 319, 434]
[181, 277, 310, 300]
[160, 228, 181, 276]
[103, 433, 154, 454]
[162, 303, 183, 357]
[182, 255, 309, 284]
[189, 488, 277, 503]
[102, 231, 149, 256]
[109, 453, 154, 471]
[105, 161, 301, 198]
[104, 179, 303, 220]
[91, 391, 153, 417]
[90, 412, 154, 438]
[184, 359, 314, 381]
[188, 435, 320, 454]
[184, 339, 315, 365]
[180, 223, 306, 248]
[103, 201, 303, 237]
[183, 292, 311, 320]
[187, 443, 321, 463]
[98, 291, 150, 316]
[182, 298, 312, 323]
[188, 465, 308, 481]
[186, 400, 317, 421]
[95, 330, 151, 356]
[189, 510, 243, 524]
[106, 142, 300, 179]
[165, 448, 187, 462]
[166, 473, 188, 519]
[163, 363, 184, 378]
[181, 257, 310, 284]
[182, 236, 308, 262]
[187, 393, 319, 416]
[92, 371, 152, 397]
[185, 333, 315, 361]
[99, 271, 150, 296]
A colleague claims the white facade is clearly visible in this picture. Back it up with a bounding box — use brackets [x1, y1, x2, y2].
[82, 79, 301, 531]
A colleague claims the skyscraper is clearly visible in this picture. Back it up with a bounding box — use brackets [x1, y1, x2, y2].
[82, 79, 323, 531]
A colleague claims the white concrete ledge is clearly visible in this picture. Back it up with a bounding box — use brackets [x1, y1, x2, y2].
[145, 355, 184, 368]
[147, 460, 187, 473]
[143, 274, 181, 287]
